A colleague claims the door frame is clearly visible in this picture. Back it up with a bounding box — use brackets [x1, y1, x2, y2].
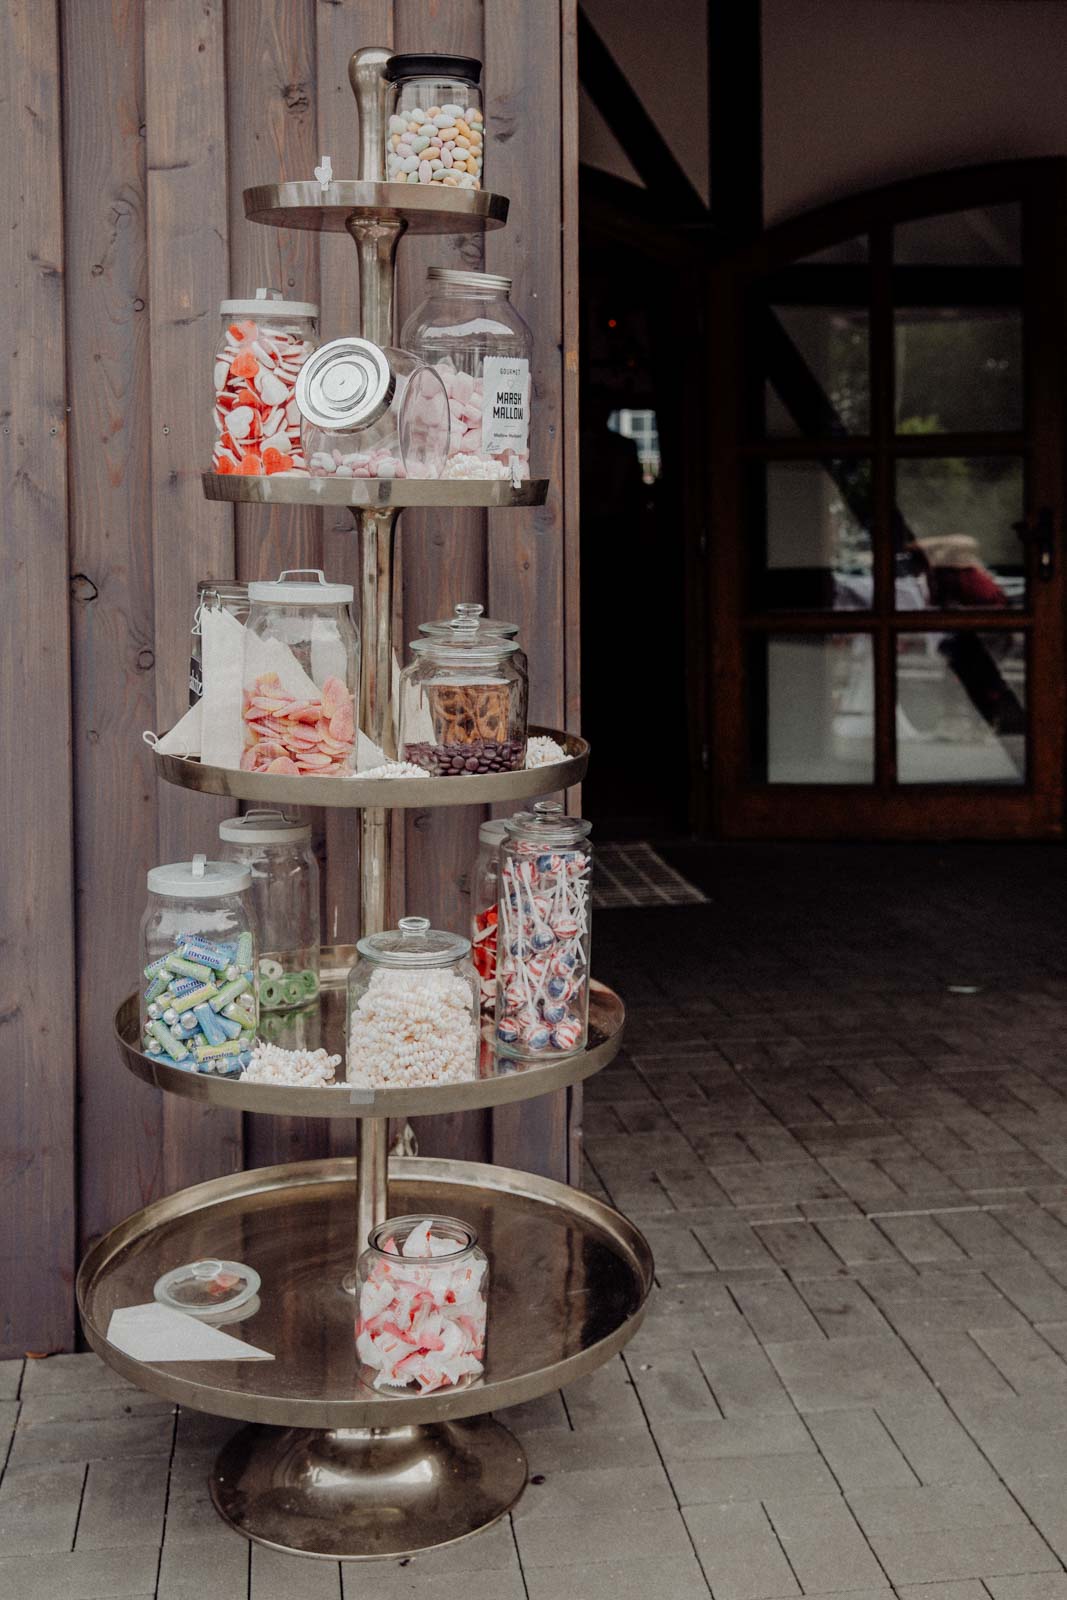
[704, 158, 1067, 839]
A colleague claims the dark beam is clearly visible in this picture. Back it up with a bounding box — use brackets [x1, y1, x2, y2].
[708, 0, 763, 243]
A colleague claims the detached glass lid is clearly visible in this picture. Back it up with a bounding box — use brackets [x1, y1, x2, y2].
[418, 602, 519, 640]
[154, 1258, 261, 1318]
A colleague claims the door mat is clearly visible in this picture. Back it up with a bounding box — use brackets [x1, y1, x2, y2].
[593, 842, 708, 909]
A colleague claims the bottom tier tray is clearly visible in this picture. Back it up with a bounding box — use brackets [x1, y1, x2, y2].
[77, 1156, 653, 1558]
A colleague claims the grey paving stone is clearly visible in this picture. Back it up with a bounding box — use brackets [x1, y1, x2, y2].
[902, 1331, 1015, 1399]
[495, 1390, 570, 1433]
[692, 1342, 794, 1415]
[0, 1461, 85, 1555]
[757, 1221, 845, 1274]
[522, 1426, 662, 1477]
[75, 1457, 170, 1551]
[668, 1450, 838, 1506]
[986, 1262, 1067, 1323]
[563, 1357, 646, 1431]
[250, 1543, 340, 1597]
[763, 1492, 887, 1593]
[864, 1522, 1058, 1584]
[845, 1480, 1026, 1537]
[793, 1278, 893, 1340]
[514, 1504, 693, 1570]
[654, 1408, 814, 1463]
[710, 1161, 844, 1207]
[935, 1209, 1031, 1263]
[343, 1569, 524, 1600]
[7, 1408, 174, 1469]
[626, 1273, 758, 1356]
[986, 1579, 1067, 1600]
[157, 1527, 247, 1597]
[512, 1462, 675, 1524]
[690, 1214, 780, 1270]
[19, 1354, 134, 1397]
[0, 1365, 21, 1402]
[765, 1336, 932, 1412]
[683, 1501, 800, 1599]
[875, 1214, 968, 1264]
[805, 1410, 919, 1491]
[875, 1397, 999, 1486]
[970, 1324, 1067, 1391]
[628, 1350, 721, 1424]
[896, 1584, 987, 1600]
[522, 1552, 711, 1600]
[630, 1219, 714, 1273]
[818, 1219, 904, 1267]
[0, 1547, 158, 1600]
[951, 1391, 1067, 1481]
[731, 1278, 826, 1344]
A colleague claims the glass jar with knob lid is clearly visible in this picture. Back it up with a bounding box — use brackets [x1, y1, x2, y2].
[242, 569, 359, 777]
[295, 337, 449, 481]
[401, 269, 533, 480]
[347, 917, 478, 1089]
[495, 802, 593, 1059]
[417, 602, 527, 680]
[218, 810, 321, 1010]
[140, 854, 258, 1075]
[212, 288, 318, 477]
[399, 628, 528, 776]
[383, 54, 485, 191]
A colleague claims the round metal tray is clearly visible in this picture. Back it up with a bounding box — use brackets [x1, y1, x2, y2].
[116, 947, 623, 1118]
[201, 472, 549, 509]
[150, 727, 587, 809]
[77, 1155, 653, 1428]
[244, 180, 509, 235]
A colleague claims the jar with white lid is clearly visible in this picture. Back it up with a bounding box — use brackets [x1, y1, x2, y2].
[401, 269, 532, 480]
[347, 917, 478, 1088]
[399, 630, 528, 776]
[356, 1216, 488, 1394]
[242, 570, 359, 777]
[472, 817, 508, 1027]
[212, 287, 318, 478]
[495, 802, 592, 1059]
[140, 854, 258, 1075]
[295, 337, 449, 480]
[189, 580, 249, 706]
[383, 53, 485, 190]
[218, 810, 321, 1009]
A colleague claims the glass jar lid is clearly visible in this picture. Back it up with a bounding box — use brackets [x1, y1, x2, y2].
[410, 630, 519, 667]
[197, 579, 248, 603]
[418, 602, 519, 640]
[247, 568, 354, 605]
[383, 52, 482, 85]
[295, 338, 394, 433]
[146, 854, 253, 899]
[219, 809, 312, 846]
[478, 818, 509, 846]
[220, 286, 318, 319]
[366, 1214, 478, 1260]
[356, 916, 471, 968]
[426, 268, 512, 296]
[504, 800, 591, 846]
[154, 1258, 261, 1317]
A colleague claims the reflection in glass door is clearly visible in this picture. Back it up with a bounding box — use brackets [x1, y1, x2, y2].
[709, 162, 1066, 836]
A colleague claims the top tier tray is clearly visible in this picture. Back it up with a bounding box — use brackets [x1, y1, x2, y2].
[202, 473, 549, 509]
[245, 181, 508, 235]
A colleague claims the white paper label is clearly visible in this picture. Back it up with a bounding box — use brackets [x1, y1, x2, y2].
[481, 356, 530, 457]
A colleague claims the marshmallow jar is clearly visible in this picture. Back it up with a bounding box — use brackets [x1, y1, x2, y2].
[496, 802, 593, 1061]
[211, 289, 318, 478]
[346, 917, 479, 1089]
[401, 269, 534, 483]
[356, 1215, 489, 1395]
[294, 337, 449, 481]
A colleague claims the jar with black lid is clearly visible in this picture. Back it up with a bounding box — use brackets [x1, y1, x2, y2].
[383, 53, 485, 191]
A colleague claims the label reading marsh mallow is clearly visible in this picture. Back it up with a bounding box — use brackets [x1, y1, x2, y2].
[481, 355, 530, 459]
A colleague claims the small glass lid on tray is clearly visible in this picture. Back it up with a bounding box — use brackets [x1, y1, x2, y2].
[153, 1258, 261, 1319]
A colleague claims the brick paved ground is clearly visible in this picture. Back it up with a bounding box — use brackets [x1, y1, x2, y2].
[5, 843, 1067, 1598]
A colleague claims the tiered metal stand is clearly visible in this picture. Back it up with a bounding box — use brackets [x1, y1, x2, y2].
[77, 49, 652, 1561]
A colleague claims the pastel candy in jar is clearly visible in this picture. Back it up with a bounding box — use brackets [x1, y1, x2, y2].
[212, 290, 317, 478]
[356, 1216, 488, 1394]
[383, 54, 485, 190]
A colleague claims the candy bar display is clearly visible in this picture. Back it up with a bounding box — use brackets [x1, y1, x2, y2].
[212, 289, 317, 477]
[496, 802, 592, 1059]
[472, 818, 508, 1028]
[383, 54, 485, 190]
[295, 337, 449, 479]
[218, 811, 321, 1009]
[347, 918, 478, 1088]
[139, 856, 258, 1074]
[356, 1216, 488, 1394]
[399, 628, 527, 776]
[401, 270, 532, 479]
[189, 581, 249, 707]
[242, 570, 359, 776]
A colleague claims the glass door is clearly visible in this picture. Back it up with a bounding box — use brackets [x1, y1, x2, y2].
[707, 160, 1066, 838]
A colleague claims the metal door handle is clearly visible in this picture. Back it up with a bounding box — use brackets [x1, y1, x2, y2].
[1014, 505, 1055, 582]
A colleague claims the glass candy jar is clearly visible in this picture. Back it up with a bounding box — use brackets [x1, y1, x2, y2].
[383, 54, 485, 191]
[295, 337, 449, 480]
[356, 1215, 488, 1395]
[212, 288, 317, 477]
[218, 810, 321, 1009]
[189, 580, 249, 706]
[496, 802, 592, 1059]
[472, 818, 508, 1027]
[347, 918, 478, 1088]
[399, 630, 527, 776]
[417, 601, 527, 681]
[140, 854, 258, 1075]
[401, 270, 532, 479]
[242, 569, 359, 777]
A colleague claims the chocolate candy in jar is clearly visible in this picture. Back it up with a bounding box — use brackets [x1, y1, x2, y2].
[383, 53, 485, 191]
[471, 818, 509, 1028]
[295, 337, 449, 481]
[242, 570, 359, 777]
[495, 802, 592, 1060]
[356, 1216, 488, 1394]
[401, 269, 533, 481]
[212, 288, 318, 478]
[189, 580, 249, 707]
[399, 625, 527, 776]
[218, 810, 321, 1010]
[140, 854, 259, 1075]
[347, 918, 478, 1089]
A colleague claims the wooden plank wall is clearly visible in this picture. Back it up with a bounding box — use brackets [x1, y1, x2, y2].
[1, 0, 579, 1357]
